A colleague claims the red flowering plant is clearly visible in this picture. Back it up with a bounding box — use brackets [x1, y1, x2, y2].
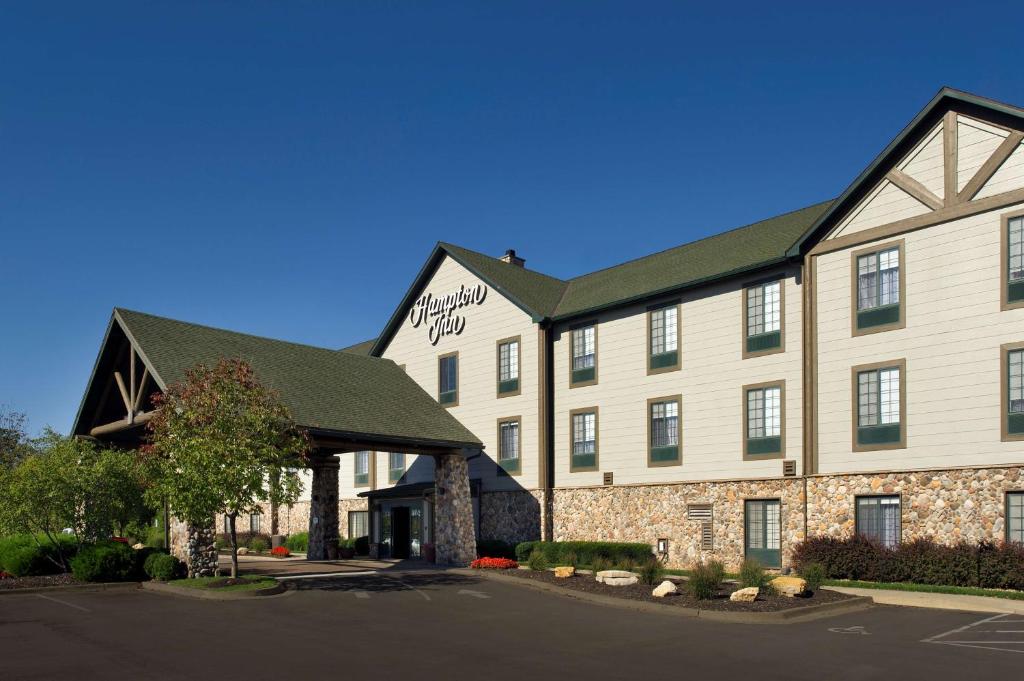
[0, 571, 13, 580]
[271, 546, 291, 558]
[470, 557, 518, 570]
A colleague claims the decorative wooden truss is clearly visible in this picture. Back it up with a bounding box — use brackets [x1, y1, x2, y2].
[89, 345, 155, 437]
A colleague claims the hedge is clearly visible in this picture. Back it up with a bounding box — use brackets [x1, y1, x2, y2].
[514, 541, 653, 566]
[0, 534, 79, 577]
[216, 532, 272, 549]
[792, 535, 1024, 590]
[144, 552, 184, 581]
[70, 541, 139, 582]
[477, 539, 516, 560]
[285, 532, 309, 552]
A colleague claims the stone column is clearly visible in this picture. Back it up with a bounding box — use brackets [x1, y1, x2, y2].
[433, 453, 477, 565]
[308, 455, 340, 561]
[169, 515, 218, 577]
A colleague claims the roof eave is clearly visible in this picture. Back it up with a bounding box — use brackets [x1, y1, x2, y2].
[306, 425, 482, 453]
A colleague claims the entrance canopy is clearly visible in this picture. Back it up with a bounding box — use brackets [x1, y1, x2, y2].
[72, 308, 483, 455]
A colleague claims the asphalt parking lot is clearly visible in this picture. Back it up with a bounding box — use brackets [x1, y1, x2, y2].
[1, 571, 1022, 680]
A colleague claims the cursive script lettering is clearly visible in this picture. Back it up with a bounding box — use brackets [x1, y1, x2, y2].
[409, 283, 487, 345]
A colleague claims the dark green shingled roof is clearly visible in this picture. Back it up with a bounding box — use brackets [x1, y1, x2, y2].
[439, 242, 569, 320]
[113, 309, 481, 447]
[551, 200, 834, 318]
[339, 338, 377, 355]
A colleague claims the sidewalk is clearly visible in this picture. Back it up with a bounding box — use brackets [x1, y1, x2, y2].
[825, 586, 1024, 615]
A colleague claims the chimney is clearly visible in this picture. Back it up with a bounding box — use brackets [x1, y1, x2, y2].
[500, 249, 525, 267]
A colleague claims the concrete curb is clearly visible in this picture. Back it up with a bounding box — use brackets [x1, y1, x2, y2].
[824, 586, 1024, 614]
[460, 569, 874, 624]
[0, 581, 141, 596]
[141, 579, 287, 601]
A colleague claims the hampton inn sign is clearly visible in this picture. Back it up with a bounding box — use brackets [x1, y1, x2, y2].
[408, 283, 488, 345]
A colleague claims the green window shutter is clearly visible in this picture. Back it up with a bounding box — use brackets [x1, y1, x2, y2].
[571, 452, 596, 470]
[1009, 280, 1024, 304]
[650, 445, 679, 464]
[354, 472, 369, 486]
[857, 423, 901, 445]
[1008, 413, 1024, 435]
[746, 436, 781, 456]
[499, 457, 521, 475]
[746, 330, 781, 353]
[498, 378, 519, 394]
[649, 350, 678, 370]
[572, 367, 595, 384]
[439, 390, 457, 405]
[857, 304, 900, 329]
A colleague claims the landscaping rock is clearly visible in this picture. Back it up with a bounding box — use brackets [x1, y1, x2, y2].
[595, 570, 638, 586]
[770, 576, 807, 597]
[237, 547, 249, 556]
[132, 543, 145, 550]
[554, 566, 575, 578]
[652, 580, 677, 597]
[730, 586, 759, 602]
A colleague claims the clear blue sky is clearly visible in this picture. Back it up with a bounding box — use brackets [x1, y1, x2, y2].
[2, 2, 1021, 435]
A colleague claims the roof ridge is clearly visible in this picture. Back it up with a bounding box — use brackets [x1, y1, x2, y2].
[438, 241, 569, 286]
[113, 307, 342, 356]
[565, 199, 835, 284]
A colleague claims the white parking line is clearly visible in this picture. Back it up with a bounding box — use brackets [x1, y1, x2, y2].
[923, 613, 1024, 654]
[275, 571, 377, 581]
[353, 591, 370, 599]
[35, 594, 90, 612]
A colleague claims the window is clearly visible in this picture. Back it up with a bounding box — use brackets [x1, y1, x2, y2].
[852, 242, 904, 334]
[744, 382, 784, 458]
[570, 408, 598, 471]
[744, 499, 781, 567]
[388, 452, 406, 483]
[223, 516, 230, 533]
[249, 512, 261, 533]
[853, 361, 905, 450]
[497, 417, 521, 475]
[647, 303, 680, 373]
[497, 337, 521, 397]
[1005, 213, 1024, 308]
[1003, 344, 1024, 440]
[648, 396, 681, 466]
[348, 511, 368, 540]
[570, 324, 597, 387]
[354, 451, 371, 487]
[856, 495, 901, 548]
[1008, 493, 1024, 544]
[744, 280, 783, 356]
[438, 352, 458, 406]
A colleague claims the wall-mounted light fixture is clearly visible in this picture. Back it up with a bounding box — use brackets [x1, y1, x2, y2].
[657, 538, 669, 556]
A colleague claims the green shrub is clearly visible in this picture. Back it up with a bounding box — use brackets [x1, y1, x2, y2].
[0, 535, 77, 576]
[215, 531, 272, 550]
[338, 537, 357, 549]
[561, 551, 579, 568]
[285, 532, 309, 552]
[214, 537, 228, 550]
[144, 553, 183, 581]
[477, 539, 516, 560]
[637, 559, 665, 586]
[514, 541, 653, 567]
[801, 562, 826, 592]
[144, 526, 166, 549]
[591, 556, 612, 573]
[354, 536, 369, 556]
[688, 560, 725, 600]
[527, 549, 549, 572]
[70, 542, 137, 582]
[249, 537, 268, 553]
[739, 558, 771, 590]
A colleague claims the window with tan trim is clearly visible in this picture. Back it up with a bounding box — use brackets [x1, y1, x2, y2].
[388, 452, 406, 483]
[497, 417, 521, 475]
[1003, 211, 1024, 310]
[354, 451, 372, 488]
[647, 395, 681, 467]
[647, 302, 680, 374]
[438, 352, 458, 406]
[852, 359, 906, 451]
[743, 280, 783, 357]
[1002, 342, 1024, 441]
[851, 240, 905, 335]
[569, 407, 598, 472]
[570, 323, 597, 387]
[743, 381, 785, 459]
[496, 336, 521, 397]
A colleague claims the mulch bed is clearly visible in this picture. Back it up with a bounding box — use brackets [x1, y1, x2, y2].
[0, 573, 81, 590]
[506, 570, 853, 612]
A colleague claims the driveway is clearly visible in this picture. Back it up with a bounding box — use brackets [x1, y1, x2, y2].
[1, 571, 1022, 680]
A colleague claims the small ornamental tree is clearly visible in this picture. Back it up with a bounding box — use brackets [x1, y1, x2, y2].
[142, 358, 308, 578]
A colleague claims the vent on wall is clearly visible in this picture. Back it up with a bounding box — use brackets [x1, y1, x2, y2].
[603, 471, 614, 486]
[687, 503, 712, 520]
[783, 460, 797, 477]
[700, 521, 713, 551]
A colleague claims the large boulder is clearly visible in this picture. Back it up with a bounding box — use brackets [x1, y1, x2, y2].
[652, 580, 678, 598]
[595, 570, 638, 586]
[554, 566, 575, 579]
[770, 576, 807, 597]
[730, 586, 759, 602]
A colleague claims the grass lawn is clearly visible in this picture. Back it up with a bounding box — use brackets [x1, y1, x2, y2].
[824, 579, 1024, 601]
[170, 576, 278, 592]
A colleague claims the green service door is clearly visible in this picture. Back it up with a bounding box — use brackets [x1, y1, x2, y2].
[744, 499, 781, 568]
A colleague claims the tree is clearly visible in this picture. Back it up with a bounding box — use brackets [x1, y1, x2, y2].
[0, 430, 149, 570]
[142, 358, 308, 578]
[0, 406, 33, 470]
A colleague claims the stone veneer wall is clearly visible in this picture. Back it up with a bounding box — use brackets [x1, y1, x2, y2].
[479, 490, 545, 545]
[339, 499, 369, 538]
[806, 466, 1024, 543]
[169, 516, 218, 577]
[433, 454, 477, 565]
[551, 478, 806, 571]
[215, 498, 369, 539]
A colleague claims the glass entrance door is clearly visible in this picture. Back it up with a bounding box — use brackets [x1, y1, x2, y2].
[744, 499, 781, 567]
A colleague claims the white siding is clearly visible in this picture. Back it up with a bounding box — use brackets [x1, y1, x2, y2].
[554, 269, 804, 486]
[977, 142, 1024, 200]
[957, 116, 1009, 192]
[815, 201, 1024, 473]
[899, 123, 944, 198]
[831, 180, 931, 239]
